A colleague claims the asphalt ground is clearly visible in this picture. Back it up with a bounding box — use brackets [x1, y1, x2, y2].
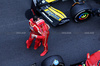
[0, 0, 100, 66]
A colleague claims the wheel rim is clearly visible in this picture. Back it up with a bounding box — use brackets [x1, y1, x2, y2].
[79, 12, 89, 20]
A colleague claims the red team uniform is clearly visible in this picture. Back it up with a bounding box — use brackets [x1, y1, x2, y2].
[26, 18, 50, 56]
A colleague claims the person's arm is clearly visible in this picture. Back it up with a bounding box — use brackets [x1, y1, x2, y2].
[32, 25, 42, 35]
[32, 34, 45, 39]
[46, 23, 50, 29]
[36, 19, 45, 26]
[29, 18, 42, 34]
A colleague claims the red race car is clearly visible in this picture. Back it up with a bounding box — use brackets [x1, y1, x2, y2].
[71, 50, 100, 66]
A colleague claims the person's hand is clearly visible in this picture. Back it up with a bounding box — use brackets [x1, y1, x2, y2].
[32, 34, 37, 38]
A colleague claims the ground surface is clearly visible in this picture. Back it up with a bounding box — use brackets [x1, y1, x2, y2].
[0, 0, 100, 66]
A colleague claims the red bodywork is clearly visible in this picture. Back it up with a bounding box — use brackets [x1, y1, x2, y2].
[86, 51, 100, 66]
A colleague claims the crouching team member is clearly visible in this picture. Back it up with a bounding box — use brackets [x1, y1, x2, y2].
[26, 16, 50, 56]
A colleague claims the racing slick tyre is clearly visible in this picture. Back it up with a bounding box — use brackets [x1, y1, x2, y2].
[41, 55, 65, 66]
[70, 1, 92, 22]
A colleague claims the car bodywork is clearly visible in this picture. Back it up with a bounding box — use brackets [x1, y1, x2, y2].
[71, 50, 100, 66]
[31, 0, 70, 26]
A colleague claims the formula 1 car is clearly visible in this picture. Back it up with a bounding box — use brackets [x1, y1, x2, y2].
[31, 0, 99, 26]
[31, 0, 92, 25]
[31, 0, 70, 26]
[71, 50, 100, 66]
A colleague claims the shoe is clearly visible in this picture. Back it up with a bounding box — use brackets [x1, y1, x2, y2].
[40, 50, 48, 56]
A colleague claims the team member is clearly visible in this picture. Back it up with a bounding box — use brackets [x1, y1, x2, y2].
[26, 16, 50, 56]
